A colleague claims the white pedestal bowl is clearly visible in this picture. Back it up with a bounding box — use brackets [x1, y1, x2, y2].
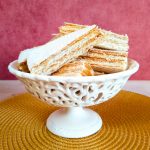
[8, 59, 139, 138]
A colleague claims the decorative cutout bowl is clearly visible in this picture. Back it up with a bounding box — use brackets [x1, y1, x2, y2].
[8, 59, 139, 138]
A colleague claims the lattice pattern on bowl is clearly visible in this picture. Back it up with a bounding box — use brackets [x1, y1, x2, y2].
[18, 75, 129, 107]
[9, 59, 139, 107]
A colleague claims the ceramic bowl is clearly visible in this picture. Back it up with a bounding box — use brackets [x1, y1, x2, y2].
[8, 58, 139, 138]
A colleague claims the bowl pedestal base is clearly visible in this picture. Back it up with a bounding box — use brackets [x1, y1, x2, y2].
[46, 107, 102, 138]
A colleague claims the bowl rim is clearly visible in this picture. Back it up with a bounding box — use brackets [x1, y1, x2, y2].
[8, 58, 139, 82]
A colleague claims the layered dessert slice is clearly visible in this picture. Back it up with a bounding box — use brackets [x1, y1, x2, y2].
[53, 61, 94, 76]
[79, 48, 128, 73]
[18, 25, 100, 75]
[58, 22, 129, 51]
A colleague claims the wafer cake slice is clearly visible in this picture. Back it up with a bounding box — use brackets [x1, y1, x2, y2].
[18, 25, 100, 75]
[79, 48, 128, 73]
[52, 61, 94, 76]
[58, 22, 129, 51]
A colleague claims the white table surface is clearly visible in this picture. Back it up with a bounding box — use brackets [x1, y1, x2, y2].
[0, 80, 150, 101]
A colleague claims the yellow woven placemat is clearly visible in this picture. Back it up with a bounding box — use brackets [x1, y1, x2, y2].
[0, 91, 150, 150]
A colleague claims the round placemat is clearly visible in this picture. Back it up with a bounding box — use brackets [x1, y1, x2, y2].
[0, 91, 150, 150]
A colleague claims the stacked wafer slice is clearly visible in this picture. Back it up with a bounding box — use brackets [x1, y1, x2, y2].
[79, 48, 128, 73]
[59, 22, 129, 51]
[53, 61, 94, 76]
[18, 25, 100, 75]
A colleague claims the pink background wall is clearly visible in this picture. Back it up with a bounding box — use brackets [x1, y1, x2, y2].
[0, 0, 150, 79]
